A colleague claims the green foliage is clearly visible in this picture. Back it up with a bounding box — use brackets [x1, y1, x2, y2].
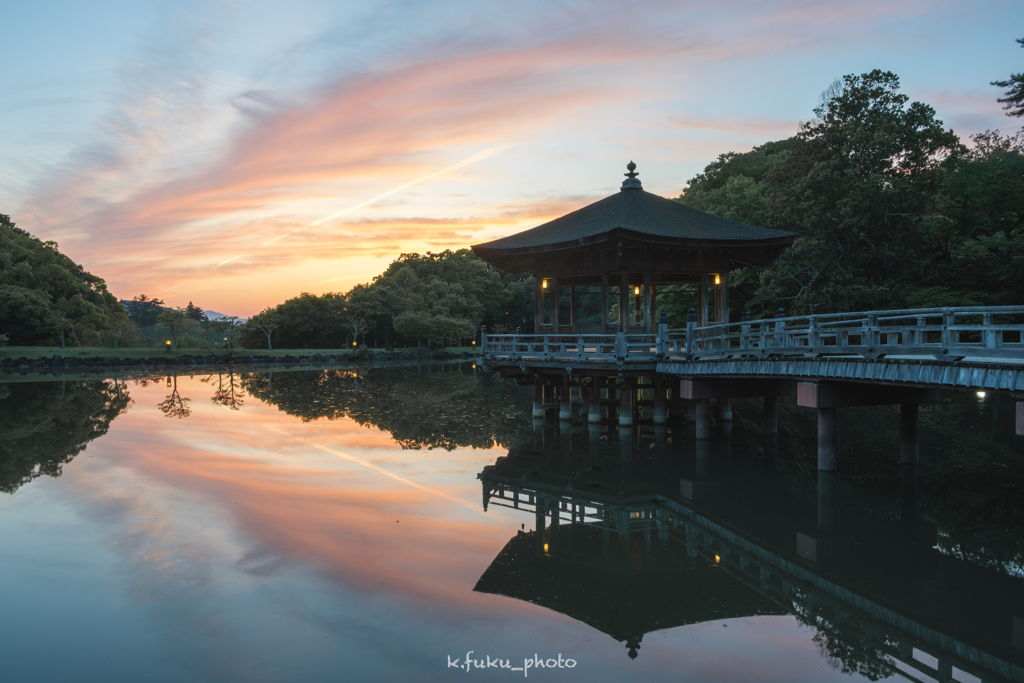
[0, 214, 123, 345]
[991, 37, 1024, 118]
[238, 249, 529, 349]
[680, 70, 1024, 317]
[0, 379, 132, 494]
[240, 364, 532, 450]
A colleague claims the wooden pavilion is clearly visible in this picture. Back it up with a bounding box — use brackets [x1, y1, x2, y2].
[472, 162, 794, 333]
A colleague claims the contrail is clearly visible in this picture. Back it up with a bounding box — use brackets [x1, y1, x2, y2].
[157, 143, 514, 296]
[261, 143, 515, 246]
[264, 424, 483, 514]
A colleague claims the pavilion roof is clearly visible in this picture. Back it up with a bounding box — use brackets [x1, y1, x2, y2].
[475, 186, 793, 253]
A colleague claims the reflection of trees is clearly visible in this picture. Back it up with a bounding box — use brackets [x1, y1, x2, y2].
[205, 371, 244, 411]
[156, 375, 191, 419]
[790, 600, 896, 681]
[241, 364, 532, 450]
[727, 390, 1024, 578]
[0, 379, 132, 494]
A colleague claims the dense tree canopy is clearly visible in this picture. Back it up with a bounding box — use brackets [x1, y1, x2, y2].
[0, 214, 123, 345]
[239, 249, 532, 349]
[678, 69, 1024, 317]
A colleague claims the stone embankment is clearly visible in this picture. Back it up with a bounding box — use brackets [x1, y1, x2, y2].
[1, 350, 479, 375]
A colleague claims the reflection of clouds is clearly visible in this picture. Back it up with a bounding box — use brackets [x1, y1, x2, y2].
[236, 548, 287, 576]
[84, 376, 508, 612]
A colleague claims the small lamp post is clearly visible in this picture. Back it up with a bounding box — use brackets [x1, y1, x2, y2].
[165, 340, 172, 352]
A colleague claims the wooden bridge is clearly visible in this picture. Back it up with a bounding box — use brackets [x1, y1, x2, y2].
[479, 305, 1024, 471]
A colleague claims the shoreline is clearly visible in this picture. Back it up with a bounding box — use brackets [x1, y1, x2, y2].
[0, 348, 480, 380]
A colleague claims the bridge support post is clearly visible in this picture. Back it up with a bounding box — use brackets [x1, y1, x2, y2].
[695, 399, 711, 439]
[718, 398, 732, 422]
[1017, 402, 1024, 437]
[817, 408, 838, 471]
[588, 378, 601, 423]
[653, 376, 667, 424]
[899, 403, 919, 464]
[619, 377, 634, 427]
[764, 396, 778, 436]
[686, 400, 696, 423]
[533, 381, 544, 418]
[559, 375, 572, 421]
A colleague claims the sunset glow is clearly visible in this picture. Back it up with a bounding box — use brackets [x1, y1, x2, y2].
[2, 0, 1020, 316]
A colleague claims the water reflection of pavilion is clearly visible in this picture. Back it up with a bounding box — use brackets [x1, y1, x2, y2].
[476, 423, 1024, 681]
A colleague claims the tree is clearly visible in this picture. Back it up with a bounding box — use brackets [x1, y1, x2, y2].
[184, 301, 207, 322]
[991, 37, 1024, 118]
[252, 310, 278, 350]
[210, 315, 242, 353]
[128, 294, 166, 328]
[156, 307, 200, 349]
[759, 70, 962, 313]
[0, 285, 56, 345]
[157, 376, 192, 418]
[0, 214, 121, 345]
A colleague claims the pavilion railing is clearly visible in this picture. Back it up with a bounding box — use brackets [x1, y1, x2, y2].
[480, 306, 1024, 364]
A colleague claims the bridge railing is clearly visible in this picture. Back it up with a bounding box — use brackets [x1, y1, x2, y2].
[480, 306, 1024, 364]
[665, 305, 1024, 361]
[480, 332, 661, 362]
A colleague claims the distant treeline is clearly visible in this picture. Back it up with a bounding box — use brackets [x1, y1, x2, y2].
[236, 250, 534, 350]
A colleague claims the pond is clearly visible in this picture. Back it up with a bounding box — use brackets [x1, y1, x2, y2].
[1, 363, 1023, 682]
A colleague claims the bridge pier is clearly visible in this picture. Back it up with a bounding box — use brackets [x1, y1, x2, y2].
[559, 375, 572, 421]
[900, 403, 919, 464]
[588, 378, 601, 423]
[798, 382, 938, 471]
[533, 381, 544, 418]
[619, 377, 634, 427]
[653, 377, 667, 425]
[1017, 401, 1024, 437]
[679, 378, 792, 441]
[817, 408, 838, 471]
[694, 399, 711, 439]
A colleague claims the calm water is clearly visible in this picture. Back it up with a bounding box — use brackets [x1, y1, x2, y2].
[1, 364, 1023, 683]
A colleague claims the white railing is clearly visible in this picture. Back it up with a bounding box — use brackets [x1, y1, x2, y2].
[480, 306, 1024, 364]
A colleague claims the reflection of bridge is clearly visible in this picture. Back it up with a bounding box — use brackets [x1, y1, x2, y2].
[476, 423, 1024, 681]
[481, 305, 1024, 471]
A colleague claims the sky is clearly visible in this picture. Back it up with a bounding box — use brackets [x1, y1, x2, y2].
[2, 0, 1022, 317]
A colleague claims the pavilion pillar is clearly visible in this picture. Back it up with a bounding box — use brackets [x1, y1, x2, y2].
[718, 270, 730, 328]
[643, 273, 652, 332]
[551, 276, 560, 330]
[588, 377, 601, 423]
[601, 274, 610, 334]
[569, 285, 576, 333]
[619, 376, 634, 427]
[899, 403, 919, 464]
[698, 273, 709, 327]
[650, 284, 658, 332]
[619, 271, 629, 328]
[534, 277, 544, 332]
[533, 380, 544, 418]
[559, 375, 572, 421]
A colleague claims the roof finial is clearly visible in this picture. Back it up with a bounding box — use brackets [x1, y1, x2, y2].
[621, 161, 642, 191]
